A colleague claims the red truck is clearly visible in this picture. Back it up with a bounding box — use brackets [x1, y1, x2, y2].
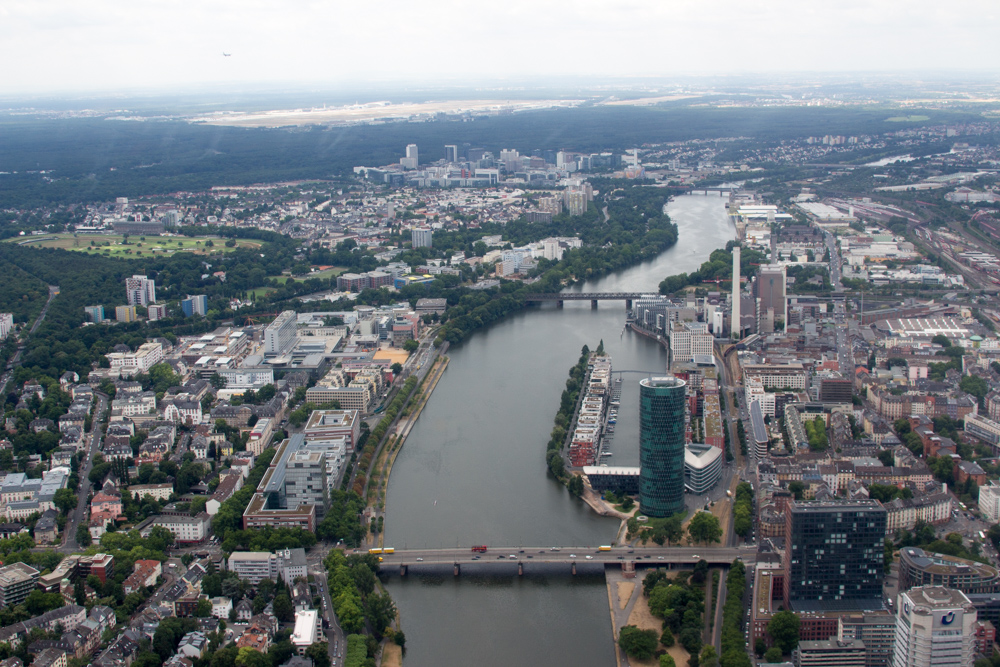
[471, 545, 488, 553]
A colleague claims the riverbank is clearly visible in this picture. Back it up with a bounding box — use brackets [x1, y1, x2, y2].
[375, 355, 450, 547]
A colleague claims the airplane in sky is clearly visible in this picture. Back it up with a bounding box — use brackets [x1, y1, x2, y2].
[222, 52, 231, 57]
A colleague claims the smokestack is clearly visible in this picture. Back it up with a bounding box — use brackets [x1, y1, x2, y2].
[732, 246, 741, 340]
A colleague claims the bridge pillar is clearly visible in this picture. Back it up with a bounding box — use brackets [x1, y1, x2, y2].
[571, 562, 576, 576]
[518, 562, 524, 576]
[453, 563, 460, 577]
[557, 300, 564, 308]
[399, 564, 407, 576]
[591, 300, 598, 310]
[625, 299, 632, 310]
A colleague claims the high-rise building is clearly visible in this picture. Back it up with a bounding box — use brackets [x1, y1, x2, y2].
[125, 275, 156, 306]
[754, 266, 786, 333]
[411, 228, 433, 248]
[115, 305, 137, 323]
[892, 587, 977, 667]
[784, 500, 887, 609]
[444, 145, 458, 163]
[147, 304, 168, 321]
[564, 190, 589, 216]
[85, 305, 105, 324]
[399, 143, 419, 169]
[638, 377, 687, 518]
[264, 310, 297, 356]
[731, 246, 741, 339]
[0, 313, 13, 339]
[181, 295, 208, 317]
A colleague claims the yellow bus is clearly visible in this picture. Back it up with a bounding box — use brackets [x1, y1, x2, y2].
[369, 548, 383, 554]
[383, 547, 395, 554]
[598, 545, 612, 552]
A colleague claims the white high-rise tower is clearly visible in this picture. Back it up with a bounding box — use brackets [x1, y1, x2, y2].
[731, 246, 741, 339]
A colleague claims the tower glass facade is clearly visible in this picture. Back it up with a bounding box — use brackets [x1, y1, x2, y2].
[639, 377, 687, 518]
[784, 500, 887, 608]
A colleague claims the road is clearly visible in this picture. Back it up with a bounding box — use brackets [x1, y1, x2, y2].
[64, 391, 108, 551]
[1, 285, 59, 393]
[307, 545, 344, 663]
[374, 545, 754, 568]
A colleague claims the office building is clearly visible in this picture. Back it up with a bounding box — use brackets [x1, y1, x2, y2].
[795, 639, 866, 667]
[0, 563, 39, 607]
[84, 306, 105, 324]
[264, 311, 297, 356]
[669, 321, 714, 365]
[898, 548, 1000, 595]
[784, 500, 887, 609]
[400, 144, 418, 169]
[754, 265, 786, 333]
[684, 443, 723, 494]
[291, 610, 320, 655]
[892, 587, 976, 667]
[411, 228, 433, 249]
[638, 377, 687, 518]
[838, 613, 897, 667]
[444, 145, 458, 163]
[284, 448, 328, 515]
[181, 295, 207, 317]
[125, 275, 156, 306]
[979, 481, 1000, 523]
[731, 246, 741, 338]
[821, 378, 854, 404]
[0, 314, 12, 340]
[115, 305, 137, 323]
[228, 552, 278, 584]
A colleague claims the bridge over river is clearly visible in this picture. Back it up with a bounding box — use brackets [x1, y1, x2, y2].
[523, 292, 656, 309]
[375, 545, 754, 576]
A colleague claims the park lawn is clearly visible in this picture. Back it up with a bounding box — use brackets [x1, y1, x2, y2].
[10, 233, 261, 257]
[248, 286, 277, 298]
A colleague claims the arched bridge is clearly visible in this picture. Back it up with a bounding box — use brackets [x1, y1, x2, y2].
[523, 292, 656, 309]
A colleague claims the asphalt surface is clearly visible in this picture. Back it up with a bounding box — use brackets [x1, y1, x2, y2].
[64, 391, 108, 552]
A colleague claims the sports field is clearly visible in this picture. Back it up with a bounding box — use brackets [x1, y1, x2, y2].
[9, 234, 262, 257]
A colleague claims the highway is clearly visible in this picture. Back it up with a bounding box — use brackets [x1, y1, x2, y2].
[373, 545, 754, 569]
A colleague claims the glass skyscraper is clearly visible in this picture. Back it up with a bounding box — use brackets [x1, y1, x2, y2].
[639, 376, 687, 518]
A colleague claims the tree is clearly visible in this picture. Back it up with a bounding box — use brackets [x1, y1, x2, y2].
[235, 648, 269, 667]
[618, 625, 658, 660]
[932, 334, 951, 348]
[272, 593, 293, 622]
[767, 610, 801, 654]
[661, 627, 675, 647]
[701, 646, 719, 667]
[687, 512, 722, 545]
[390, 362, 403, 375]
[304, 644, 330, 667]
[567, 474, 584, 497]
[764, 647, 784, 663]
[661, 656, 677, 667]
[402, 339, 419, 353]
[754, 639, 767, 657]
[788, 481, 805, 500]
[75, 524, 91, 547]
[195, 598, 213, 617]
[53, 488, 77, 514]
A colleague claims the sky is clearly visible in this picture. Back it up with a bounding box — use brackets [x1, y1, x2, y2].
[2, 0, 999, 96]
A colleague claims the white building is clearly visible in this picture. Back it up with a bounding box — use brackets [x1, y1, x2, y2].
[892, 587, 976, 667]
[411, 227, 433, 248]
[291, 610, 320, 655]
[107, 342, 163, 374]
[125, 275, 156, 306]
[669, 321, 713, 365]
[264, 311, 297, 357]
[979, 482, 1000, 524]
[138, 513, 211, 543]
[210, 597, 233, 619]
[0, 314, 13, 340]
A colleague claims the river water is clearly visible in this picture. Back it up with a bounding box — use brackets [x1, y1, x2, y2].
[382, 193, 734, 667]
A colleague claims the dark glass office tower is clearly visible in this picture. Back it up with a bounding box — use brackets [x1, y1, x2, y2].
[638, 377, 687, 518]
[784, 500, 887, 610]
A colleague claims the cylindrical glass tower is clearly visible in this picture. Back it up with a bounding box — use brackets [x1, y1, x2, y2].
[638, 376, 687, 518]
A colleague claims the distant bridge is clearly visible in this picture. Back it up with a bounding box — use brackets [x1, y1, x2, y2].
[374, 545, 754, 576]
[523, 292, 656, 309]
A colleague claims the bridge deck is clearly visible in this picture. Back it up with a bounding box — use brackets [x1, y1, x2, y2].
[372, 545, 752, 568]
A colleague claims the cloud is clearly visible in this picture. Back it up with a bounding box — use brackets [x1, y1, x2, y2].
[2, 0, 999, 95]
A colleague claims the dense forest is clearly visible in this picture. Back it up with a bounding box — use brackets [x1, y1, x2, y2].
[0, 105, 977, 207]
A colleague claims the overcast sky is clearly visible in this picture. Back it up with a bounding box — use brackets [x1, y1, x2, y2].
[2, 0, 999, 96]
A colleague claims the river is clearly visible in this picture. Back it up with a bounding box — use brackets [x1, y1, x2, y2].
[382, 193, 735, 666]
